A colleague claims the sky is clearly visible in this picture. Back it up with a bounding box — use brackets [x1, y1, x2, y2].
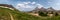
[0, 0, 60, 11]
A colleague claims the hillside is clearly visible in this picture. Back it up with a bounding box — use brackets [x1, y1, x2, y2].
[0, 6, 41, 20]
[0, 6, 60, 20]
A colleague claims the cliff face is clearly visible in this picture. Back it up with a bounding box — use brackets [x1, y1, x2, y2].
[0, 4, 14, 8]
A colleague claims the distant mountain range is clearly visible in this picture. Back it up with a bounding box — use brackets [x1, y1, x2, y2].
[29, 7, 60, 15]
[32, 7, 60, 12]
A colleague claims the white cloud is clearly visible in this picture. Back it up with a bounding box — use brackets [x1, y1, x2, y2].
[25, 5, 32, 8]
[23, 2, 31, 4]
[17, 4, 25, 7]
[36, 4, 43, 8]
[15, 2, 44, 11]
[31, 2, 36, 4]
[16, 3, 32, 9]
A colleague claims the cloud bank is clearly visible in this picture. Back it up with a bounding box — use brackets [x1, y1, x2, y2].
[15, 2, 43, 11]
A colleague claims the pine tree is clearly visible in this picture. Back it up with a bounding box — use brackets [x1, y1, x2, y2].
[55, 12, 58, 16]
[38, 11, 47, 16]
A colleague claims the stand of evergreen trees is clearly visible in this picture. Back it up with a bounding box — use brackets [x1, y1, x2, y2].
[38, 11, 47, 16]
[38, 11, 58, 17]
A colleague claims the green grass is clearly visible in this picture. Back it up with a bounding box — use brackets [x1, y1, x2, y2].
[0, 7, 60, 20]
[0, 7, 41, 20]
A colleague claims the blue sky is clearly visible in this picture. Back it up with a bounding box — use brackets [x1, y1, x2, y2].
[0, 0, 60, 11]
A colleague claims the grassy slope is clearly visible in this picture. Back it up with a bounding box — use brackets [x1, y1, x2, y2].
[0, 7, 41, 20]
[0, 7, 60, 20]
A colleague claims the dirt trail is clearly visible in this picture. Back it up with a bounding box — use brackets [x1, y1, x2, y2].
[8, 13, 14, 20]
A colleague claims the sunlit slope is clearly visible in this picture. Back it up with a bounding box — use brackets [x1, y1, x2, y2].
[0, 6, 60, 20]
[0, 7, 41, 20]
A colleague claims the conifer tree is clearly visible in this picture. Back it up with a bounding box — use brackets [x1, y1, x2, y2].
[55, 12, 58, 16]
[38, 11, 47, 16]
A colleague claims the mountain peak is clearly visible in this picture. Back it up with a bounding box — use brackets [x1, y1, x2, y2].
[47, 7, 55, 11]
[48, 7, 53, 9]
[40, 7, 45, 9]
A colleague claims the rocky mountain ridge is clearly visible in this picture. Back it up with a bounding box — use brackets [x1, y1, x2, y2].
[32, 7, 60, 12]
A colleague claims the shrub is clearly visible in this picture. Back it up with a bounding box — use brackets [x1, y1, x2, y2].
[38, 11, 47, 16]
